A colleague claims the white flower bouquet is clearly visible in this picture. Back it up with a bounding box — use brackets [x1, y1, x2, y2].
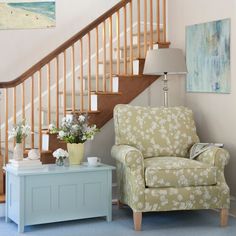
[8, 121, 31, 143]
[53, 148, 69, 159]
[49, 114, 99, 144]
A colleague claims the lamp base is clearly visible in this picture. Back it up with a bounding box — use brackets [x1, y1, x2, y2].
[163, 73, 168, 107]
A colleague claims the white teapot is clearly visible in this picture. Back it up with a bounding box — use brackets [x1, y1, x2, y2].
[28, 149, 40, 160]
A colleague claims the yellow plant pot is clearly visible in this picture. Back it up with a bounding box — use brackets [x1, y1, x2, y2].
[67, 143, 84, 165]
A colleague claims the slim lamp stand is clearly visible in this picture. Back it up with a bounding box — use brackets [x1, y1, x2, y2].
[163, 72, 168, 107]
[143, 49, 187, 108]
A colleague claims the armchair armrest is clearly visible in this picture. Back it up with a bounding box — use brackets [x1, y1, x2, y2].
[111, 145, 144, 171]
[111, 145, 145, 211]
[196, 146, 230, 171]
[196, 146, 230, 209]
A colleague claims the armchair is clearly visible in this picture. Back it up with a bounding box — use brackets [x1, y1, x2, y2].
[111, 105, 230, 231]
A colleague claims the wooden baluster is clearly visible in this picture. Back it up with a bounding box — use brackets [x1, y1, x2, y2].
[129, 1, 133, 74]
[71, 45, 75, 113]
[63, 51, 67, 117]
[5, 88, 9, 163]
[124, 5, 127, 74]
[150, 0, 153, 49]
[109, 16, 113, 92]
[21, 82, 25, 149]
[55, 56, 59, 127]
[13, 87, 16, 147]
[103, 21, 107, 92]
[96, 26, 99, 92]
[38, 70, 42, 152]
[137, 0, 141, 58]
[0, 94, 2, 157]
[13, 87, 16, 124]
[144, 0, 148, 54]
[87, 32, 91, 111]
[47, 63, 51, 125]
[116, 11, 120, 74]
[163, 0, 167, 42]
[157, 0, 160, 42]
[80, 39, 84, 111]
[31, 77, 35, 148]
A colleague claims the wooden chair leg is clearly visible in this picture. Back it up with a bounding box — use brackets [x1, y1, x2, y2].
[220, 208, 228, 227]
[117, 200, 124, 209]
[133, 211, 142, 231]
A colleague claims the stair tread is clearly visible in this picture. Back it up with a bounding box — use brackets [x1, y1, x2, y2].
[113, 74, 158, 79]
[99, 57, 145, 64]
[58, 90, 90, 96]
[40, 106, 100, 114]
[95, 91, 122, 95]
[77, 74, 111, 80]
[66, 109, 101, 114]
[99, 57, 132, 64]
[24, 149, 52, 154]
[114, 41, 153, 51]
[114, 41, 170, 51]
[0, 194, 5, 203]
[132, 28, 161, 37]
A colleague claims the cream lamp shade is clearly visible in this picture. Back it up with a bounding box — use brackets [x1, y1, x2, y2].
[143, 48, 187, 75]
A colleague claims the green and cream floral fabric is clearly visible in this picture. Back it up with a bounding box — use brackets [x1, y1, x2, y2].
[112, 105, 230, 213]
[144, 157, 217, 188]
[114, 105, 199, 158]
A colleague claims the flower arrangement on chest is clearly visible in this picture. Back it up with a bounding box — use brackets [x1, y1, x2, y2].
[49, 114, 99, 165]
[8, 120, 31, 161]
[49, 114, 99, 144]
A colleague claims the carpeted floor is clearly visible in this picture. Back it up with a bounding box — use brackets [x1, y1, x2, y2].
[0, 206, 235, 236]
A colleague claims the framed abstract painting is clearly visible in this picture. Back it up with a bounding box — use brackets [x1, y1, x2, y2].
[186, 19, 231, 93]
[0, 0, 55, 30]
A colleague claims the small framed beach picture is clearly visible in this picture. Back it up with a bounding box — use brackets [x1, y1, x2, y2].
[0, 0, 56, 30]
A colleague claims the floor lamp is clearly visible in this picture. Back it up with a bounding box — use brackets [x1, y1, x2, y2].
[143, 48, 187, 107]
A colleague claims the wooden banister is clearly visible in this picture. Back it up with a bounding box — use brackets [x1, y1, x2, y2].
[0, 0, 132, 89]
[0, 0, 169, 198]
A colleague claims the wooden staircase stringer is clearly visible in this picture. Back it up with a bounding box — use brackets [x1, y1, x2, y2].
[89, 75, 160, 128]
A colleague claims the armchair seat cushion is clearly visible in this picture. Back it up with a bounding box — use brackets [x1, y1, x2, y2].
[144, 157, 217, 188]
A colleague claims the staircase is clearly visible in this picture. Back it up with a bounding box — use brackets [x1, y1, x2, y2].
[0, 0, 170, 198]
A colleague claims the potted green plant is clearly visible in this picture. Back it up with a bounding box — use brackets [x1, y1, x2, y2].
[49, 114, 99, 165]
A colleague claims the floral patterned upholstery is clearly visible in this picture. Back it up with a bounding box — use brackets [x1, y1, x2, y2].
[144, 157, 217, 188]
[111, 105, 230, 213]
[114, 105, 199, 158]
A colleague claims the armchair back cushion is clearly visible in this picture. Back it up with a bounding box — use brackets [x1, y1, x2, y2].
[114, 105, 199, 158]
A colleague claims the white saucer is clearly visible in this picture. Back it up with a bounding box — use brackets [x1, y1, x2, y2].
[82, 162, 102, 167]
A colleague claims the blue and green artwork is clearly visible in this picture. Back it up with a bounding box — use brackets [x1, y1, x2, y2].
[186, 19, 231, 93]
[0, 0, 55, 29]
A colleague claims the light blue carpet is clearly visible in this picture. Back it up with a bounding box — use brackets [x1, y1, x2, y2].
[0, 206, 235, 236]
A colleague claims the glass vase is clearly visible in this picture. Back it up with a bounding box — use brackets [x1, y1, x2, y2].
[56, 157, 64, 166]
[13, 143, 23, 161]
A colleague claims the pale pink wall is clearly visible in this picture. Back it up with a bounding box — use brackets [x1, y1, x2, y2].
[168, 0, 236, 196]
[0, 0, 120, 82]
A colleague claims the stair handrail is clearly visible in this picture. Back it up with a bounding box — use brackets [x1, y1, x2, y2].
[0, 0, 132, 89]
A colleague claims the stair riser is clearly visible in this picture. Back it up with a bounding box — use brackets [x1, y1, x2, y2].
[115, 43, 160, 59]
[99, 61, 141, 76]
[42, 95, 98, 126]
[99, 62, 132, 75]
[132, 32, 160, 45]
